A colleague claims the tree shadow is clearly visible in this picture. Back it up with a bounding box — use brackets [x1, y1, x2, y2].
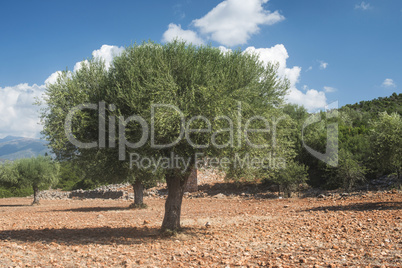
[0, 226, 198, 245]
[304, 201, 402, 212]
[52, 206, 133, 213]
[0, 204, 31, 207]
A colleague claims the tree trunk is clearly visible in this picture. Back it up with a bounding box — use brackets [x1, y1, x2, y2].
[161, 171, 189, 231]
[133, 180, 144, 205]
[32, 185, 40, 205]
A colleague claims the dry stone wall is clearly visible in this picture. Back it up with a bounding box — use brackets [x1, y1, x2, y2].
[37, 183, 131, 200]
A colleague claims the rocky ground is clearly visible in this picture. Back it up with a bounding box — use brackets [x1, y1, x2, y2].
[0, 189, 401, 267]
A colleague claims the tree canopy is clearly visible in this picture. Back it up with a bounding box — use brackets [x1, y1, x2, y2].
[0, 156, 59, 204]
[41, 41, 290, 230]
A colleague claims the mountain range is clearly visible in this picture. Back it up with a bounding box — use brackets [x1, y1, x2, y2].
[0, 136, 50, 162]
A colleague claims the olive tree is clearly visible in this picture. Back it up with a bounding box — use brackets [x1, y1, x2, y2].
[81, 149, 163, 208]
[0, 156, 59, 205]
[41, 41, 289, 231]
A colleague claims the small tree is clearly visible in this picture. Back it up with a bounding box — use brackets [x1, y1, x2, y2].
[127, 166, 164, 209]
[333, 149, 366, 191]
[10, 156, 59, 205]
[80, 149, 163, 208]
[273, 161, 308, 197]
[370, 112, 402, 182]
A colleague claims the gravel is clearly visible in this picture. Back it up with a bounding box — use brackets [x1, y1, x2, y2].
[1, 190, 401, 267]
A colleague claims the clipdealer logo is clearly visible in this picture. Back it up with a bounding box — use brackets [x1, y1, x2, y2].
[64, 100, 338, 171]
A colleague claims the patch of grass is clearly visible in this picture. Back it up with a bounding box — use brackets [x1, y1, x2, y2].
[0, 187, 33, 198]
[160, 229, 179, 237]
[128, 203, 148, 209]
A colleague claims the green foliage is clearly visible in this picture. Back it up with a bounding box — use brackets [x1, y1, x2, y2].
[0, 156, 59, 200]
[0, 186, 33, 198]
[37, 38, 399, 199]
[71, 178, 99, 190]
[0, 187, 13, 198]
[283, 103, 309, 123]
[272, 161, 308, 197]
[343, 92, 402, 118]
[41, 40, 290, 230]
[12, 156, 59, 190]
[326, 149, 367, 191]
[41, 40, 289, 182]
[41, 55, 165, 189]
[0, 161, 33, 198]
[0, 161, 18, 185]
[295, 94, 400, 190]
[298, 111, 337, 187]
[370, 112, 402, 180]
[56, 160, 86, 190]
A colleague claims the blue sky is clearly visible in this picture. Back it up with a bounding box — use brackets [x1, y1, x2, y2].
[0, 0, 401, 138]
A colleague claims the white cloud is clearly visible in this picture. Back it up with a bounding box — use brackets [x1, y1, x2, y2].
[286, 87, 327, 111]
[46, 44, 124, 86]
[162, 23, 205, 45]
[192, 0, 284, 46]
[382, 78, 396, 88]
[92, 45, 125, 70]
[306, 66, 313, 72]
[44, 71, 62, 85]
[162, 0, 284, 47]
[73, 60, 89, 73]
[243, 45, 327, 111]
[1, 44, 125, 138]
[323, 86, 337, 93]
[218, 46, 233, 55]
[355, 2, 372, 10]
[0, 83, 46, 138]
[244, 45, 301, 87]
[72, 45, 124, 73]
[319, 61, 328, 70]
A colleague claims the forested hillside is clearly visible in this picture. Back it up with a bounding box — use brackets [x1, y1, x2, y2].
[343, 92, 401, 116]
[284, 92, 401, 191]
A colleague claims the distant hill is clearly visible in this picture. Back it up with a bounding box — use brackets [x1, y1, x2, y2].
[342, 92, 401, 116]
[0, 136, 50, 161]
